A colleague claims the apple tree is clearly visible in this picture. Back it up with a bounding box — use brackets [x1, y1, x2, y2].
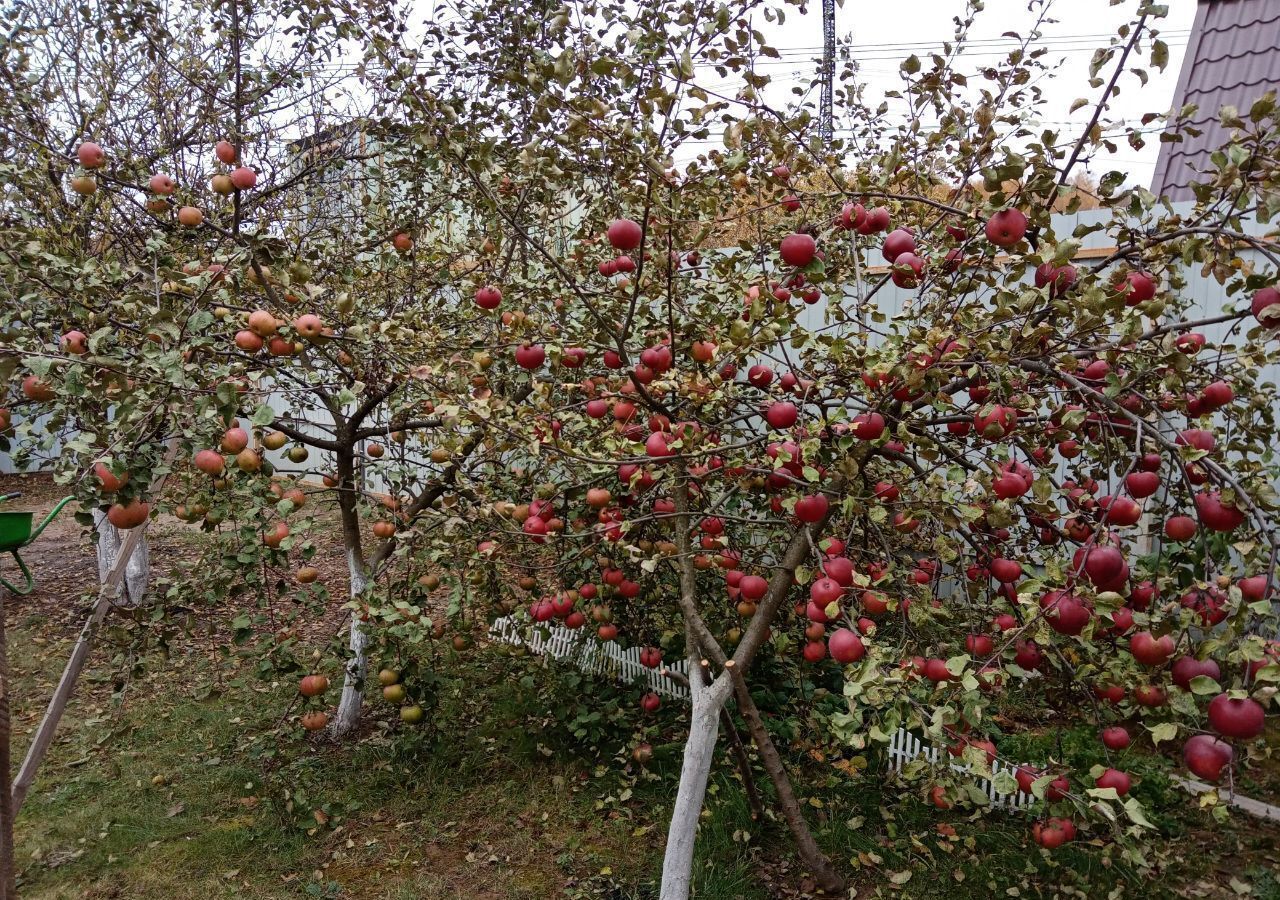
[349, 0, 1280, 894]
[0, 0, 540, 744]
[3, 0, 1279, 896]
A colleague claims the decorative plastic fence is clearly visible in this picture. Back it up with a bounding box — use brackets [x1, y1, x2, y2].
[884, 726, 1036, 811]
[489, 615, 1035, 808]
[489, 615, 691, 701]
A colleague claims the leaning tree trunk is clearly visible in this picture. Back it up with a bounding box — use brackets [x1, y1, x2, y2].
[660, 656, 733, 900]
[92, 510, 149, 606]
[732, 676, 845, 894]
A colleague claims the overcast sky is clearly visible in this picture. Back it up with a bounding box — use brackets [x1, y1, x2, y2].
[682, 0, 1198, 186]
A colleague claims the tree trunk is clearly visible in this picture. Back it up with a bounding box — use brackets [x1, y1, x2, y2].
[332, 550, 369, 737]
[732, 676, 845, 894]
[659, 662, 732, 900]
[92, 510, 148, 607]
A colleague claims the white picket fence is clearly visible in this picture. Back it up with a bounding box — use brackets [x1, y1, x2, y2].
[885, 727, 1036, 811]
[489, 615, 692, 700]
[488, 615, 1037, 808]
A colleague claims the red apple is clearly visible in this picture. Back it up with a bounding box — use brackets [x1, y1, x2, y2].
[766, 401, 798, 429]
[989, 558, 1023, 583]
[1130, 631, 1175, 667]
[194, 449, 225, 475]
[229, 166, 257, 190]
[890, 253, 925, 288]
[1125, 471, 1160, 499]
[1183, 734, 1233, 781]
[60, 330, 88, 354]
[77, 141, 106, 169]
[828, 628, 865, 664]
[106, 499, 149, 529]
[1207, 694, 1265, 740]
[1194, 492, 1245, 533]
[514, 343, 546, 370]
[1164, 515, 1197, 541]
[1250, 286, 1280, 326]
[1100, 726, 1130, 750]
[984, 208, 1027, 248]
[1121, 271, 1157, 306]
[607, 218, 643, 250]
[1095, 768, 1131, 796]
[148, 173, 176, 195]
[780, 232, 817, 267]
[747, 364, 774, 388]
[1171, 656, 1221, 690]
[795, 494, 829, 524]
[851, 412, 886, 441]
[881, 228, 916, 262]
[476, 286, 504, 311]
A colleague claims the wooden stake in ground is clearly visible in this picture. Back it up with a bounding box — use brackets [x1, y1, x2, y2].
[0, 513, 152, 897]
[9, 506, 157, 818]
[10, 444, 176, 827]
[0, 587, 17, 899]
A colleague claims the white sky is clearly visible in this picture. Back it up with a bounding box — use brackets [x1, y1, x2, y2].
[687, 0, 1197, 185]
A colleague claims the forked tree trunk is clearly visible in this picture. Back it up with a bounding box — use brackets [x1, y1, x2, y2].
[659, 661, 733, 900]
[92, 510, 148, 606]
[332, 551, 369, 737]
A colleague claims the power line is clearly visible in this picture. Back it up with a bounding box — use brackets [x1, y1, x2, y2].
[282, 30, 1192, 74]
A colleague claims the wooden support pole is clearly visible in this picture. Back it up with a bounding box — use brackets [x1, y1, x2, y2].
[9, 585, 118, 816]
[11, 444, 176, 817]
[1, 589, 17, 899]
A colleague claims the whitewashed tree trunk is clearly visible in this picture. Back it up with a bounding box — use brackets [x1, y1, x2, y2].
[93, 509, 149, 606]
[660, 667, 733, 900]
[333, 550, 369, 736]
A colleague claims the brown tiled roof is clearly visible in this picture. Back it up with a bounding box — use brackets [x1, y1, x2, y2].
[1150, 0, 1280, 201]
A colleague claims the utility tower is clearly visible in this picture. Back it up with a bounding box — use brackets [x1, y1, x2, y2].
[819, 0, 835, 143]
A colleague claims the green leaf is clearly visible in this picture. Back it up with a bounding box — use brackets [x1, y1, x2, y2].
[250, 404, 275, 426]
[1147, 722, 1178, 746]
[1252, 664, 1280, 683]
[679, 48, 694, 79]
[1188, 675, 1220, 695]
[1123, 797, 1154, 828]
[992, 770, 1018, 796]
[1151, 39, 1169, 71]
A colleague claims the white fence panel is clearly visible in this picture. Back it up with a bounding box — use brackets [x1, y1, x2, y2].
[489, 614, 1039, 808]
[489, 614, 690, 700]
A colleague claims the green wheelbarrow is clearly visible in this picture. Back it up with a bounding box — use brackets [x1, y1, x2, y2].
[0, 492, 76, 595]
